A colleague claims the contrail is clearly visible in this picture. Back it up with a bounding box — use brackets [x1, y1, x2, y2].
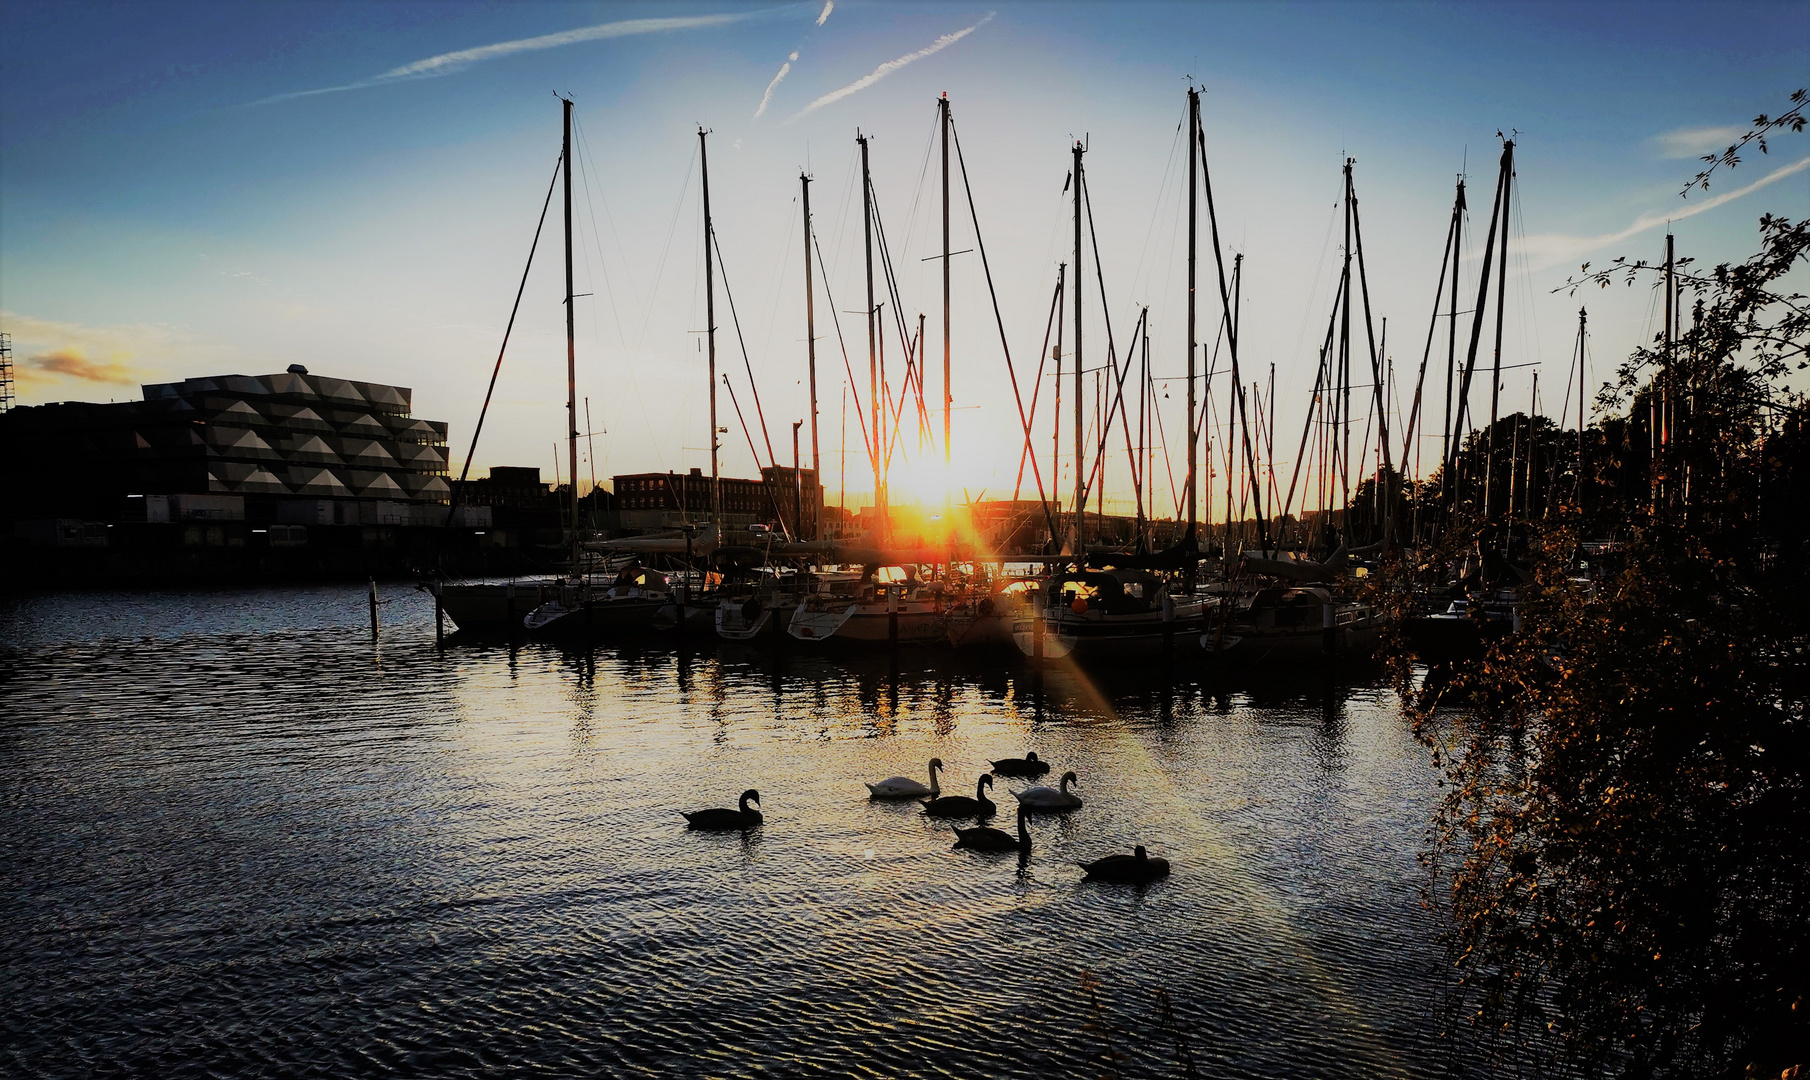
[1521, 154, 1810, 270]
[248, 11, 755, 105]
[794, 12, 993, 119]
[753, 1, 835, 120]
[755, 53, 798, 119]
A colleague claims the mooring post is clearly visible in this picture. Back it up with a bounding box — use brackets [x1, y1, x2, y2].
[888, 585, 899, 648]
[369, 578, 379, 639]
[434, 580, 444, 647]
[1322, 599, 1336, 657]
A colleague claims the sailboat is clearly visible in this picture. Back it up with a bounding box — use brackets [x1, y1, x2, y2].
[523, 98, 665, 636]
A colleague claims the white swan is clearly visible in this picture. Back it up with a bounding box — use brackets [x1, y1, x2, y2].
[1014, 770, 1082, 810]
[866, 758, 942, 800]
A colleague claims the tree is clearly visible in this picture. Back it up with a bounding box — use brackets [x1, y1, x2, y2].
[1407, 93, 1810, 1078]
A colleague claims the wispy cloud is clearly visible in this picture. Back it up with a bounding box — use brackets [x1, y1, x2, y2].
[753, 1, 836, 120]
[794, 12, 994, 119]
[755, 52, 799, 119]
[249, 12, 755, 106]
[1520, 154, 1810, 270]
[27, 348, 138, 386]
[0, 310, 231, 401]
[1648, 124, 1748, 160]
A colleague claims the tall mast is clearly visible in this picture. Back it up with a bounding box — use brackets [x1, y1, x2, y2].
[563, 98, 580, 575]
[1484, 139, 1514, 519]
[1072, 139, 1085, 553]
[860, 131, 882, 532]
[1340, 158, 1355, 525]
[1186, 87, 1200, 545]
[802, 171, 819, 538]
[700, 126, 721, 533]
[940, 94, 953, 499]
[1441, 176, 1465, 486]
[1053, 263, 1065, 532]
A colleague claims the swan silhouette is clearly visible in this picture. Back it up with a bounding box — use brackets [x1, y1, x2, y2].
[954, 803, 1032, 853]
[866, 758, 942, 800]
[682, 789, 763, 830]
[1079, 844, 1170, 883]
[989, 751, 1051, 777]
[923, 774, 996, 818]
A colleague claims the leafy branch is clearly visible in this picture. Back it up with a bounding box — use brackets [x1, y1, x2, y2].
[1683, 87, 1806, 197]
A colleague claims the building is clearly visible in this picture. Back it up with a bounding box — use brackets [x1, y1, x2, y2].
[0, 366, 450, 523]
[612, 466, 823, 534]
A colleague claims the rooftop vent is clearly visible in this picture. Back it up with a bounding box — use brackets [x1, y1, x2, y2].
[287, 364, 309, 375]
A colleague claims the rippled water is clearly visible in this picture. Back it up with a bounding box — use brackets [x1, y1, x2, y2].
[2, 584, 1463, 1078]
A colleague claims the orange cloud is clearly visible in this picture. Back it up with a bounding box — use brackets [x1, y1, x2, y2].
[27, 347, 138, 385]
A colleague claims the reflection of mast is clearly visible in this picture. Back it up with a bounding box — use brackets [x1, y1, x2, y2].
[699, 126, 721, 533]
[563, 97, 580, 575]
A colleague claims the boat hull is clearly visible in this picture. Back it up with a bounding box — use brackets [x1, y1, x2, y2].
[788, 602, 945, 645]
[435, 581, 556, 633]
[524, 597, 666, 635]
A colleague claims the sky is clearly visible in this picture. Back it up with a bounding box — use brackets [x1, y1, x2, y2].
[3, 0, 1806, 518]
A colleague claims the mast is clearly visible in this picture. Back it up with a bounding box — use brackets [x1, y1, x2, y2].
[1053, 263, 1065, 535]
[1073, 139, 1085, 553]
[802, 171, 820, 538]
[1441, 177, 1465, 483]
[563, 98, 580, 576]
[700, 126, 721, 533]
[860, 131, 882, 533]
[1186, 87, 1200, 548]
[1484, 139, 1514, 519]
[940, 94, 952, 499]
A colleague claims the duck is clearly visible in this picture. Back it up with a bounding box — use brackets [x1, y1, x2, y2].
[1014, 770, 1082, 810]
[866, 758, 942, 800]
[682, 789, 763, 830]
[989, 751, 1052, 777]
[1078, 845, 1170, 883]
[953, 803, 1032, 853]
[922, 774, 996, 818]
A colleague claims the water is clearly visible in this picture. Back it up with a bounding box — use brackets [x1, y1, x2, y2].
[2, 585, 1460, 1078]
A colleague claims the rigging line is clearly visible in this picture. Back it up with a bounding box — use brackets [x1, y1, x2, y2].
[722, 373, 792, 534]
[571, 117, 636, 335]
[898, 107, 941, 266]
[1198, 120, 1268, 550]
[570, 116, 628, 351]
[811, 227, 873, 465]
[1015, 267, 1065, 499]
[445, 151, 562, 528]
[636, 144, 698, 354]
[1074, 170, 1136, 512]
[710, 228, 779, 466]
[1279, 273, 1344, 526]
[758, 197, 801, 376]
[1129, 104, 1188, 303]
[1401, 188, 1459, 472]
[949, 117, 1060, 544]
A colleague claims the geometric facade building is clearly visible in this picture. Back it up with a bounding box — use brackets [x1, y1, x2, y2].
[0, 366, 450, 521]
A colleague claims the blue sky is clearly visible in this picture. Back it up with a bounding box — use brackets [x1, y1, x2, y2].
[4, 1, 1805, 514]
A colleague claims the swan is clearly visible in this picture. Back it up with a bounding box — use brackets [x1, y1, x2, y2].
[866, 758, 942, 800]
[682, 789, 763, 830]
[1014, 770, 1082, 810]
[989, 751, 1051, 777]
[954, 803, 1031, 853]
[922, 774, 996, 818]
[1078, 844, 1170, 883]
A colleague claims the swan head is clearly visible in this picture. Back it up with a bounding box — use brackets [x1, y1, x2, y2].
[979, 774, 994, 791]
[928, 757, 943, 771]
[1134, 844, 1148, 860]
[1062, 770, 1078, 785]
[1026, 751, 1040, 761]
[740, 789, 761, 808]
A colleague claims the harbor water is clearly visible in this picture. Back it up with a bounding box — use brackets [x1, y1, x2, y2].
[2, 584, 1463, 1078]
